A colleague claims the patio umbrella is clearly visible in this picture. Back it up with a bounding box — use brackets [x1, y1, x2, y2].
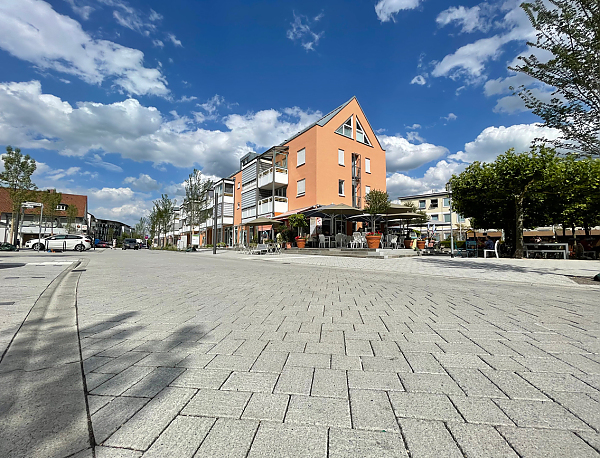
[319, 204, 363, 240]
[244, 217, 281, 242]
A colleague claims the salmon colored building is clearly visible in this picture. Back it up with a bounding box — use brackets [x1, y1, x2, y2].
[204, 97, 387, 246]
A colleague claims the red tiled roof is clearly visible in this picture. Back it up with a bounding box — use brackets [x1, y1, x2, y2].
[0, 187, 87, 218]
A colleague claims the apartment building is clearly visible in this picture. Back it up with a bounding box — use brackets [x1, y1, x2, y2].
[398, 191, 471, 241]
[184, 97, 386, 247]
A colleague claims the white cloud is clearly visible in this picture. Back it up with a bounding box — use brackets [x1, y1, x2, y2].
[85, 154, 123, 172]
[387, 160, 466, 197]
[88, 186, 153, 223]
[152, 39, 164, 48]
[379, 134, 449, 172]
[287, 12, 324, 51]
[63, 0, 94, 20]
[405, 131, 424, 143]
[167, 33, 182, 47]
[410, 75, 427, 85]
[123, 173, 160, 191]
[375, 0, 422, 22]
[178, 95, 197, 103]
[0, 80, 322, 177]
[406, 124, 421, 130]
[442, 113, 457, 121]
[436, 4, 496, 33]
[0, 0, 169, 96]
[450, 123, 562, 163]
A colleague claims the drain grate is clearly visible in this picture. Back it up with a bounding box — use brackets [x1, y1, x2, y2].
[72, 269, 86, 272]
[0, 301, 15, 305]
[31, 276, 46, 278]
[4, 276, 20, 279]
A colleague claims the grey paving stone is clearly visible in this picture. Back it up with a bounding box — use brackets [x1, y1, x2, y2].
[250, 351, 288, 373]
[95, 446, 143, 457]
[399, 418, 463, 458]
[478, 355, 528, 372]
[577, 431, 600, 453]
[285, 352, 330, 369]
[86, 372, 115, 391]
[445, 368, 507, 398]
[519, 372, 597, 394]
[143, 415, 214, 458]
[361, 356, 412, 373]
[91, 366, 154, 396]
[331, 354, 362, 371]
[305, 341, 345, 355]
[265, 341, 306, 353]
[370, 340, 402, 357]
[435, 353, 488, 369]
[247, 422, 327, 458]
[274, 367, 314, 395]
[403, 352, 446, 374]
[285, 395, 351, 428]
[83, 356, 113, 374]
[345, 339, 374, 357]
[400, 373, 463, 395]
[94, 352, 150, 374]
[91, 396, 149, 444]
[448, 423, 518, 458]
[182, 389, 251, 418]
[494, 399, 593, 431]
[87, 394, 114, 415]
[514, 356, 583, 374]
[389, 392, 463, 422]
[499, 426, 599, 458]
[207, 339, 244, 355]
[349, 389, 399, 432]
[104, 387, 196, 450]
[221, 371, 279, 393]
[134, 352, 188, 367]
[241, 392, 289, 422]
[169, 368, 231, 389]
[545, 391, 600, 431]
[233, 339, 267, 357]
[481, 369, 548, 400]
[311, 368, 348, 398]
[205, 354, 256, 371]
[348, 370, 404, 391]
[450, 395, 514, 426]
[194, 418, 258, 458]
[123, 367, 185, 397]
[328, 428, 408, 458]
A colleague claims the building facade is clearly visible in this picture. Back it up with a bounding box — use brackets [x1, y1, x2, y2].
[398, 191, 471, 241]
[183, 97, 387, 247]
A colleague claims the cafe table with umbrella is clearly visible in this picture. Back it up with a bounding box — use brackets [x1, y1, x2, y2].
[318, 203, 363, 246]
[244, 216, 281, 243]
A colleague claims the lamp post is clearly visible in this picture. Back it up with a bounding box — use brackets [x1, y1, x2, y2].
[445, 183, 454, 258]
[22, 202, 43, 251]
[209, 189, 217, 254]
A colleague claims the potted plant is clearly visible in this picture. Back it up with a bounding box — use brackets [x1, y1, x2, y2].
[366, 231, 382, 249]
[416, 239, 426, 250]
[288, 214, 308, 248]
[404, 236, 412, 249]
[364, 189, 391, 234]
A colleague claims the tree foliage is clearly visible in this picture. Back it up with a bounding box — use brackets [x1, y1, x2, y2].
[0, 146, 37, 243]
[134, 217, 148, 239]
[150, 194, 176, 247]
[288, 213, 308, 237]
[65, 204, 78, 233]
[510, 0, 600, 157]
[449, 147, 599, 258]
[39, 190, 62, 235]
[364, 189, 391, 231]
[183, 169, 213, 237]
[400, 201, 429, 225]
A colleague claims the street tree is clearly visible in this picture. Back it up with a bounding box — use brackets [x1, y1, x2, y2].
[0, 146, 37, 244]
[65, 204, 78, 233]
[510, 0, 600, 157]
[449, 147, 558, 258]
[364, 189, 391, 232]
[39, 190, 62, 235]
[152, 194, 175, 247]
[184, 169, 213, 245]
[134, 217, 148, 239]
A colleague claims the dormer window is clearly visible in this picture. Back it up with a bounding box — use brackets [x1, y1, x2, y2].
[335, 116, 353, 139]
[56, 204, 67, 211]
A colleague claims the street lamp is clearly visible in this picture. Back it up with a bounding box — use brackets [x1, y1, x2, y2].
[22, 201, 44, 251]
[445, 183, 454, 258]
[208, 189, 217, 255]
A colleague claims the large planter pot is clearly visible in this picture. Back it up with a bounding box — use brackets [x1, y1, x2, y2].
[366, 235, 381, 249]
[404, 239, 413, 249]
[416, 240, 426, 250]
[286, 242, 292, 249]
[296, 238, 306, 249]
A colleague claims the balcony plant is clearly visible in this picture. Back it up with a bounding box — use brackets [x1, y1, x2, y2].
[289, 214, 308, 248]
[365, 231, 382, 249]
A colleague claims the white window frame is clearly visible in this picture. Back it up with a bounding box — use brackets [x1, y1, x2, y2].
[355, 118, 372, 146]
[297, 179, 305, 196]
[365, 158, 371, 174]
[338, 179, 345, 196]
[56, 204, 67, 211]
[365, 185, 370, 195]
[297, 148, 305, 167]
[237, 182, 240, 189]
[338, 149, 344, 166]
[418, 200, 426, 209]
[335, 116, 353, 139]
[443, 197, 450, 207]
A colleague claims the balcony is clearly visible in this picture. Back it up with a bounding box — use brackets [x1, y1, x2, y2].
[352, 197, 361, 209]
[258, 167, 288, 189]
[258, 196, 288, 215]
[352, 166, 361, 181]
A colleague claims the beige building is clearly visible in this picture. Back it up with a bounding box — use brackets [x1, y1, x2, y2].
[397, 191, 471, 241]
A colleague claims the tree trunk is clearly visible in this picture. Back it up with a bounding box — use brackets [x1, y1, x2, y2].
[9, 213, 15, 245]
[514, 195, 524, 259]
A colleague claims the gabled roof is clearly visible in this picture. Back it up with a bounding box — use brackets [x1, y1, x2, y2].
[278, 96, 356, 146]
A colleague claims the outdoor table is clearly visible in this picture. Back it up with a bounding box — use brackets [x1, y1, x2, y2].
[325, 236, 334, 247]
[523, 243, 568, 259]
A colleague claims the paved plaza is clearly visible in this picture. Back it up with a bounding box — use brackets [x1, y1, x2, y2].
[0, 249, 599, 457]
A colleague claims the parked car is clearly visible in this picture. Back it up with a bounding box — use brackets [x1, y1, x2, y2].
[27, 234, 91, 251]
[95, 241, 111, 248]
[122, 238, 139, 250]
[0, 242, 18, 251]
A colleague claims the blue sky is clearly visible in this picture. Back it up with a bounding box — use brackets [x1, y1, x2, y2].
[0, 0, 559, 225]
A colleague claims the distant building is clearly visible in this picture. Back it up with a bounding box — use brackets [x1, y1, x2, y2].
[397, 191, 471, 241]
[91, 216, 133, 242]
[0, 188, 88, 243]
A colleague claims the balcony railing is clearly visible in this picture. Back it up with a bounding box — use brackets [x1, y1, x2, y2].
[258, 167, 288, 188]
[258, 196, 288, 215]
[352, 166, 361, 180]
[352, 197, 361, 209]
[242, 207, 256, 220]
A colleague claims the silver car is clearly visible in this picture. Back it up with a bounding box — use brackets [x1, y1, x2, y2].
[27, 234, 92, 251]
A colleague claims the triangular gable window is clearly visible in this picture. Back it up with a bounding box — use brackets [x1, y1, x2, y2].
[355, 118, 372, 146]
[335, 116, 353, 139]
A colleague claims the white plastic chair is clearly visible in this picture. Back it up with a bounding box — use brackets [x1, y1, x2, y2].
[360, 233, 367, 248]
[335, 233, 344, 248]
[484, 240, 499, 258]
[319, 234, 329, 248]
[388, 235, 397, 249]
